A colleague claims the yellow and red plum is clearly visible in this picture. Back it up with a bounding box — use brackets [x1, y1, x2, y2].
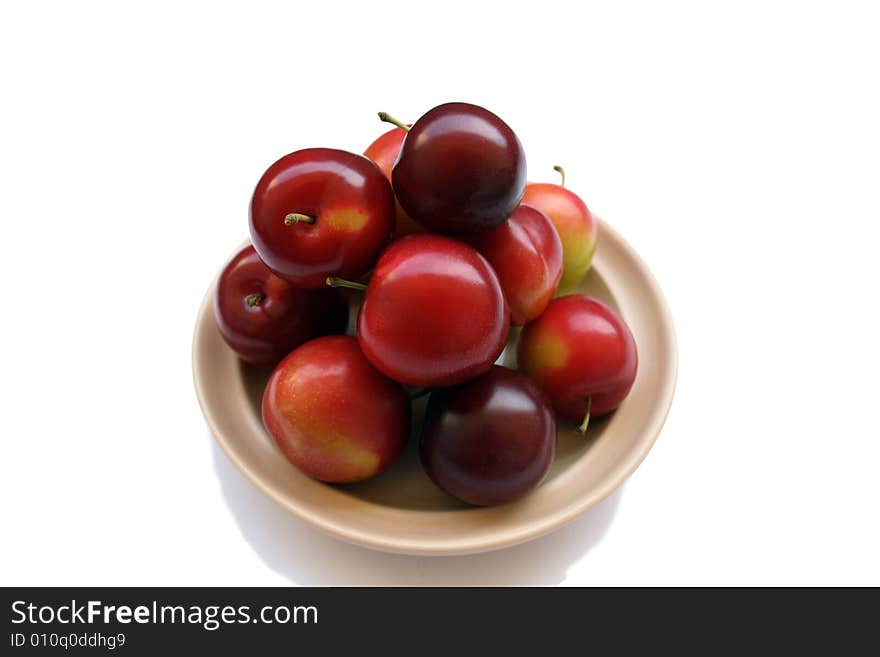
[363, 125, 424, 239]
[518, 295, 637, 425]
[262, 335, 409, 483]
[467, 204, 563, 326]
[521, 173, 597, 294]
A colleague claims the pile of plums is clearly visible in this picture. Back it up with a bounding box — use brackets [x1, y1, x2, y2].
[214, 102, 638, 507]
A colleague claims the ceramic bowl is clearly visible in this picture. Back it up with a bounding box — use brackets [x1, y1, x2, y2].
[193, 219, 676, 555]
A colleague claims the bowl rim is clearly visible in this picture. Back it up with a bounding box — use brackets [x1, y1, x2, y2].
[192, 219, 678, 555]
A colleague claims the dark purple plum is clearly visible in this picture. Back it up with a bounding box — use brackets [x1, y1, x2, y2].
[391, 102, 526, 234]
[419, 366, 556, 506]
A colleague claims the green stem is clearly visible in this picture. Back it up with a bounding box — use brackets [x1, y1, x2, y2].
[407, 388, 431, 400]
[378, 112, 411, 132]
[553, 165, 566, 188]
[326, 276, 367, 291]
[244, 292, 265, 307]
[578, 397, 592, 434]
[284, 213, 316, 225]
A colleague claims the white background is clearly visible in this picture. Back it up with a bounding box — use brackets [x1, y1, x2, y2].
[2, 1, 878, 586]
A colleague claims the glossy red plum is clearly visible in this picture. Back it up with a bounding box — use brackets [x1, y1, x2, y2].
[214, 245, 348, 367]
[250, 148, 394, 288]
[356, 235, 509, 387]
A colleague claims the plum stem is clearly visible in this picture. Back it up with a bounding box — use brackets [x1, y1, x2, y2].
[326, 276, 367, 291]
[553, 165, 566, 187]
[244, 292, 265, 307]
[378, 112, 411, 132]
[407, 387, 431, 400]
[578, 397, 592, 434]
[284, 213, 315, 225]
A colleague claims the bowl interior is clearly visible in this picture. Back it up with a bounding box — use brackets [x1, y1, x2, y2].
[193, 220, 676, 554]
[237, 270, 619, 513]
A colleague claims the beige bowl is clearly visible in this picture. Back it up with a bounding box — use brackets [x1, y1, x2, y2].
[192, 219, 677, 555]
